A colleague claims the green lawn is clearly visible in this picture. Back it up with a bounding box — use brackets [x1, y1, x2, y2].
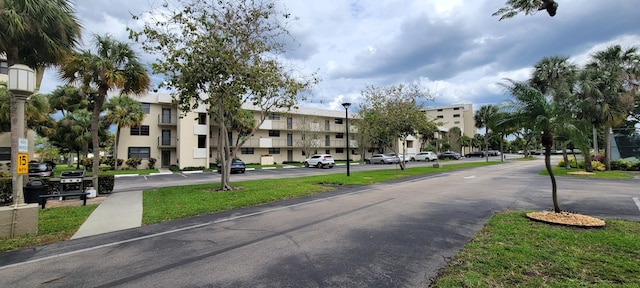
[540, 166, 635, 179]
[431, 210, 640, 287]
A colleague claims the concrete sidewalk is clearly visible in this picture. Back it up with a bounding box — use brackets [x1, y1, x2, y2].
[71, 191, 143, 239]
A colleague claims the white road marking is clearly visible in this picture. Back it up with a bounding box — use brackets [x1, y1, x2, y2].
[0, 188, 375, 270]
[633, 197, 640, 212]
[464, 175, 476, 179]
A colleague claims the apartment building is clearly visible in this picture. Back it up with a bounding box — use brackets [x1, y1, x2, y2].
[421, 104, 475, 137]
[117, 93, 359, 169]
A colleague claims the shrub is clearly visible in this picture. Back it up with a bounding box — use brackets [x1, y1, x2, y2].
[591, 161, 605, 171]
[147, 157, 157, 169]
[125, 158, 142, 169]
[610, 160, 631, 171]
[182, 166, 205, 171]
[557, 159, 578, 168]
[169, 164, 180, 172]
[593, 154, 605, 163]
[98, 175, 115, 194]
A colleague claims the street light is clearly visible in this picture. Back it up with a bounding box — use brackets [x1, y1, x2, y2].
[8, 64, 35, 206]
[342, 102, 351, 177]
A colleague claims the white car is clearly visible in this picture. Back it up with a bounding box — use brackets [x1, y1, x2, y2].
[413, 151, 437, 161]
[304, 154, 335, 168]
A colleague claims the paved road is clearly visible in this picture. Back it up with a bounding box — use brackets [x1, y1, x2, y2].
[1, 159, 638, 287]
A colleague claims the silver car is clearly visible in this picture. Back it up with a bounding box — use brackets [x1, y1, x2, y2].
[366, 154, 400, 164]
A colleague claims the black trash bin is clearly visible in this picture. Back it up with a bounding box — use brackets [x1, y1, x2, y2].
[24, 179, 47, 203]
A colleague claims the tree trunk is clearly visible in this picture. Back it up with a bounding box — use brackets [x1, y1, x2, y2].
[562, 147, 569, 169]
[542, 131, 560, 213]
[592, 124, 599, 156]
[218, 96, 232, 191]
[484, 127, 489, 162]
[114, 126, 121, 170]
[91, 90, 107, 191]
[604, 125, 611, 171]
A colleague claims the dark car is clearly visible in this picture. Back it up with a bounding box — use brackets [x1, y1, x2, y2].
[218, 159, 246, 174]
[438, 151, 461, 160]
[465, 151, 486, 158]
[28, 162, 54, 177]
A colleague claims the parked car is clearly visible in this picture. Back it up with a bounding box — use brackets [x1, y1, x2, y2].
[386, 153, 409, 163]
[304, 154, 335, 168]
[413, 151, 438, 161]
[465, 151, 486, 158]
[438, 151, 461, 160]
[488, 150, 501, 156]
[28, 162, 54, 177]
[365, 154, 400, 164]
[217, 159, 247, 174]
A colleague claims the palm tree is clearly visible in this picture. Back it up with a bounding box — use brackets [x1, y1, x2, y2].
[103, 96, 145, 169]
[474, 105, 498, 162]
[493, 0, 558, 20]
[586, 45, 640, 170]
[531, 55, 578, 167]
[500, 79, 562, 212]
[59, 34, 150, 189]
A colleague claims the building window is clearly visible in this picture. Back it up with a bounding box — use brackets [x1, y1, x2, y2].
[453, 107, 460, 110]
[437, 115, 444, 119]
[334, 118, 343, 124]
[287, 117, 293, 129]
[335, 148, 344, 153]
[437, 109, 443, 112]
[268, 148, 280, 154]
[335, 133, 344, 139]
[407, 141, 414, 148]
[0, 60, 8, 74]
[130, 125, 150, 136]
[287, 134, 293, 146]
[198, 113, 207, 125]
[241, 147, 254, 154]
[453, 114, 460, 118]
[325, 149, 330, 154]
[128, 147, 151, 159]
[325, 135, 330, 146]
[0, 147, 10, 161]
[161, 107, 171, 123]
[325, 120, 330, 131]
[198, 135, 206, 148]
[268, 113, 280, 120]
[454, 121, 460, 124]
[269, 130, 280, 137]
[141, 103, 150, 114]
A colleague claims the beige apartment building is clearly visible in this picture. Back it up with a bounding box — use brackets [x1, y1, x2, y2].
[116, 93, 359, 169]
[421, 104, 475, 137]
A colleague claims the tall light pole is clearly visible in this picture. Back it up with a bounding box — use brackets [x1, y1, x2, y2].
[342, 102, 351, 177]
[8, 64, 35, 206]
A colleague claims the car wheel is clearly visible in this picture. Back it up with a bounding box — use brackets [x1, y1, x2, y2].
[304, 162, 309, 168]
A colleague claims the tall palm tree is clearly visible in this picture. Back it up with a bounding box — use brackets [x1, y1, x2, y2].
[531, 55, 578, 167]
[500, 79, 562, 212]
[1, 0, 81, 205]
[59, 34, 150, 189]
[103, 96, 145, 169]
[474, 105, 498, 162]
[586, 45, 640, 170]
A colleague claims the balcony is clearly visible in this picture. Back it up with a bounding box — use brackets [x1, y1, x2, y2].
[157, 114, 177, 126]
[158, 137, 177, 148]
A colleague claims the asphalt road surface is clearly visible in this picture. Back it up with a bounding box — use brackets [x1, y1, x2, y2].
[1, 159, 638, 287]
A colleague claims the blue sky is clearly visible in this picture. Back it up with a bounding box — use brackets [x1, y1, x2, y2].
[40, 0, 640, 112]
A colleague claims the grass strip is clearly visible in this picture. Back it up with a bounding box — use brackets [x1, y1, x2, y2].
[0, 205, 97, 252]
[431, 210, 640, 287]
[540, 166, 634, 179]
[142, 161, 500, 224]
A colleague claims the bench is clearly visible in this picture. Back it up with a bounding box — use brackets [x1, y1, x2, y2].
[38, 192, 90, 209]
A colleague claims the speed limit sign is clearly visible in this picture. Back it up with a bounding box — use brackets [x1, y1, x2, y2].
[17, 153, 29, 175]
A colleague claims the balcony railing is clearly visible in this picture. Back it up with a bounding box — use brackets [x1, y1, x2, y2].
[157, 114, 177, 126]
[208, 137, 358, 149]
[158, 136, 177, 148]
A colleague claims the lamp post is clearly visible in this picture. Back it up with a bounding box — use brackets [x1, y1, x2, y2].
[342, 102, 351, 176]
[8, 64, 36, 206]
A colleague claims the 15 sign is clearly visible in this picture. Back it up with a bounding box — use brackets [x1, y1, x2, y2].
[17, 153, 29, 175]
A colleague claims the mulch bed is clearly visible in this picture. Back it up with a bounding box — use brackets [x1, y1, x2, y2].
[526, 211, 606, 227]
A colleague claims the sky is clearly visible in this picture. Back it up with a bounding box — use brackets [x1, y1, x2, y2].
[40, 0, 640, 113]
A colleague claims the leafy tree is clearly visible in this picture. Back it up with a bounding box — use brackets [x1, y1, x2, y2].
[474, 105, 499, 162]
[447, 126, 462, 153]
[295, 118, 322, 158]
[59, 34, 150, 189]
[358, 83, 433, 170]
[415, 119, 440, 151]
[131, 0, 316, 190]
[49, 110, 92, 169]
[103, 96, 145, 169]
[493, 0, 558, 20]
